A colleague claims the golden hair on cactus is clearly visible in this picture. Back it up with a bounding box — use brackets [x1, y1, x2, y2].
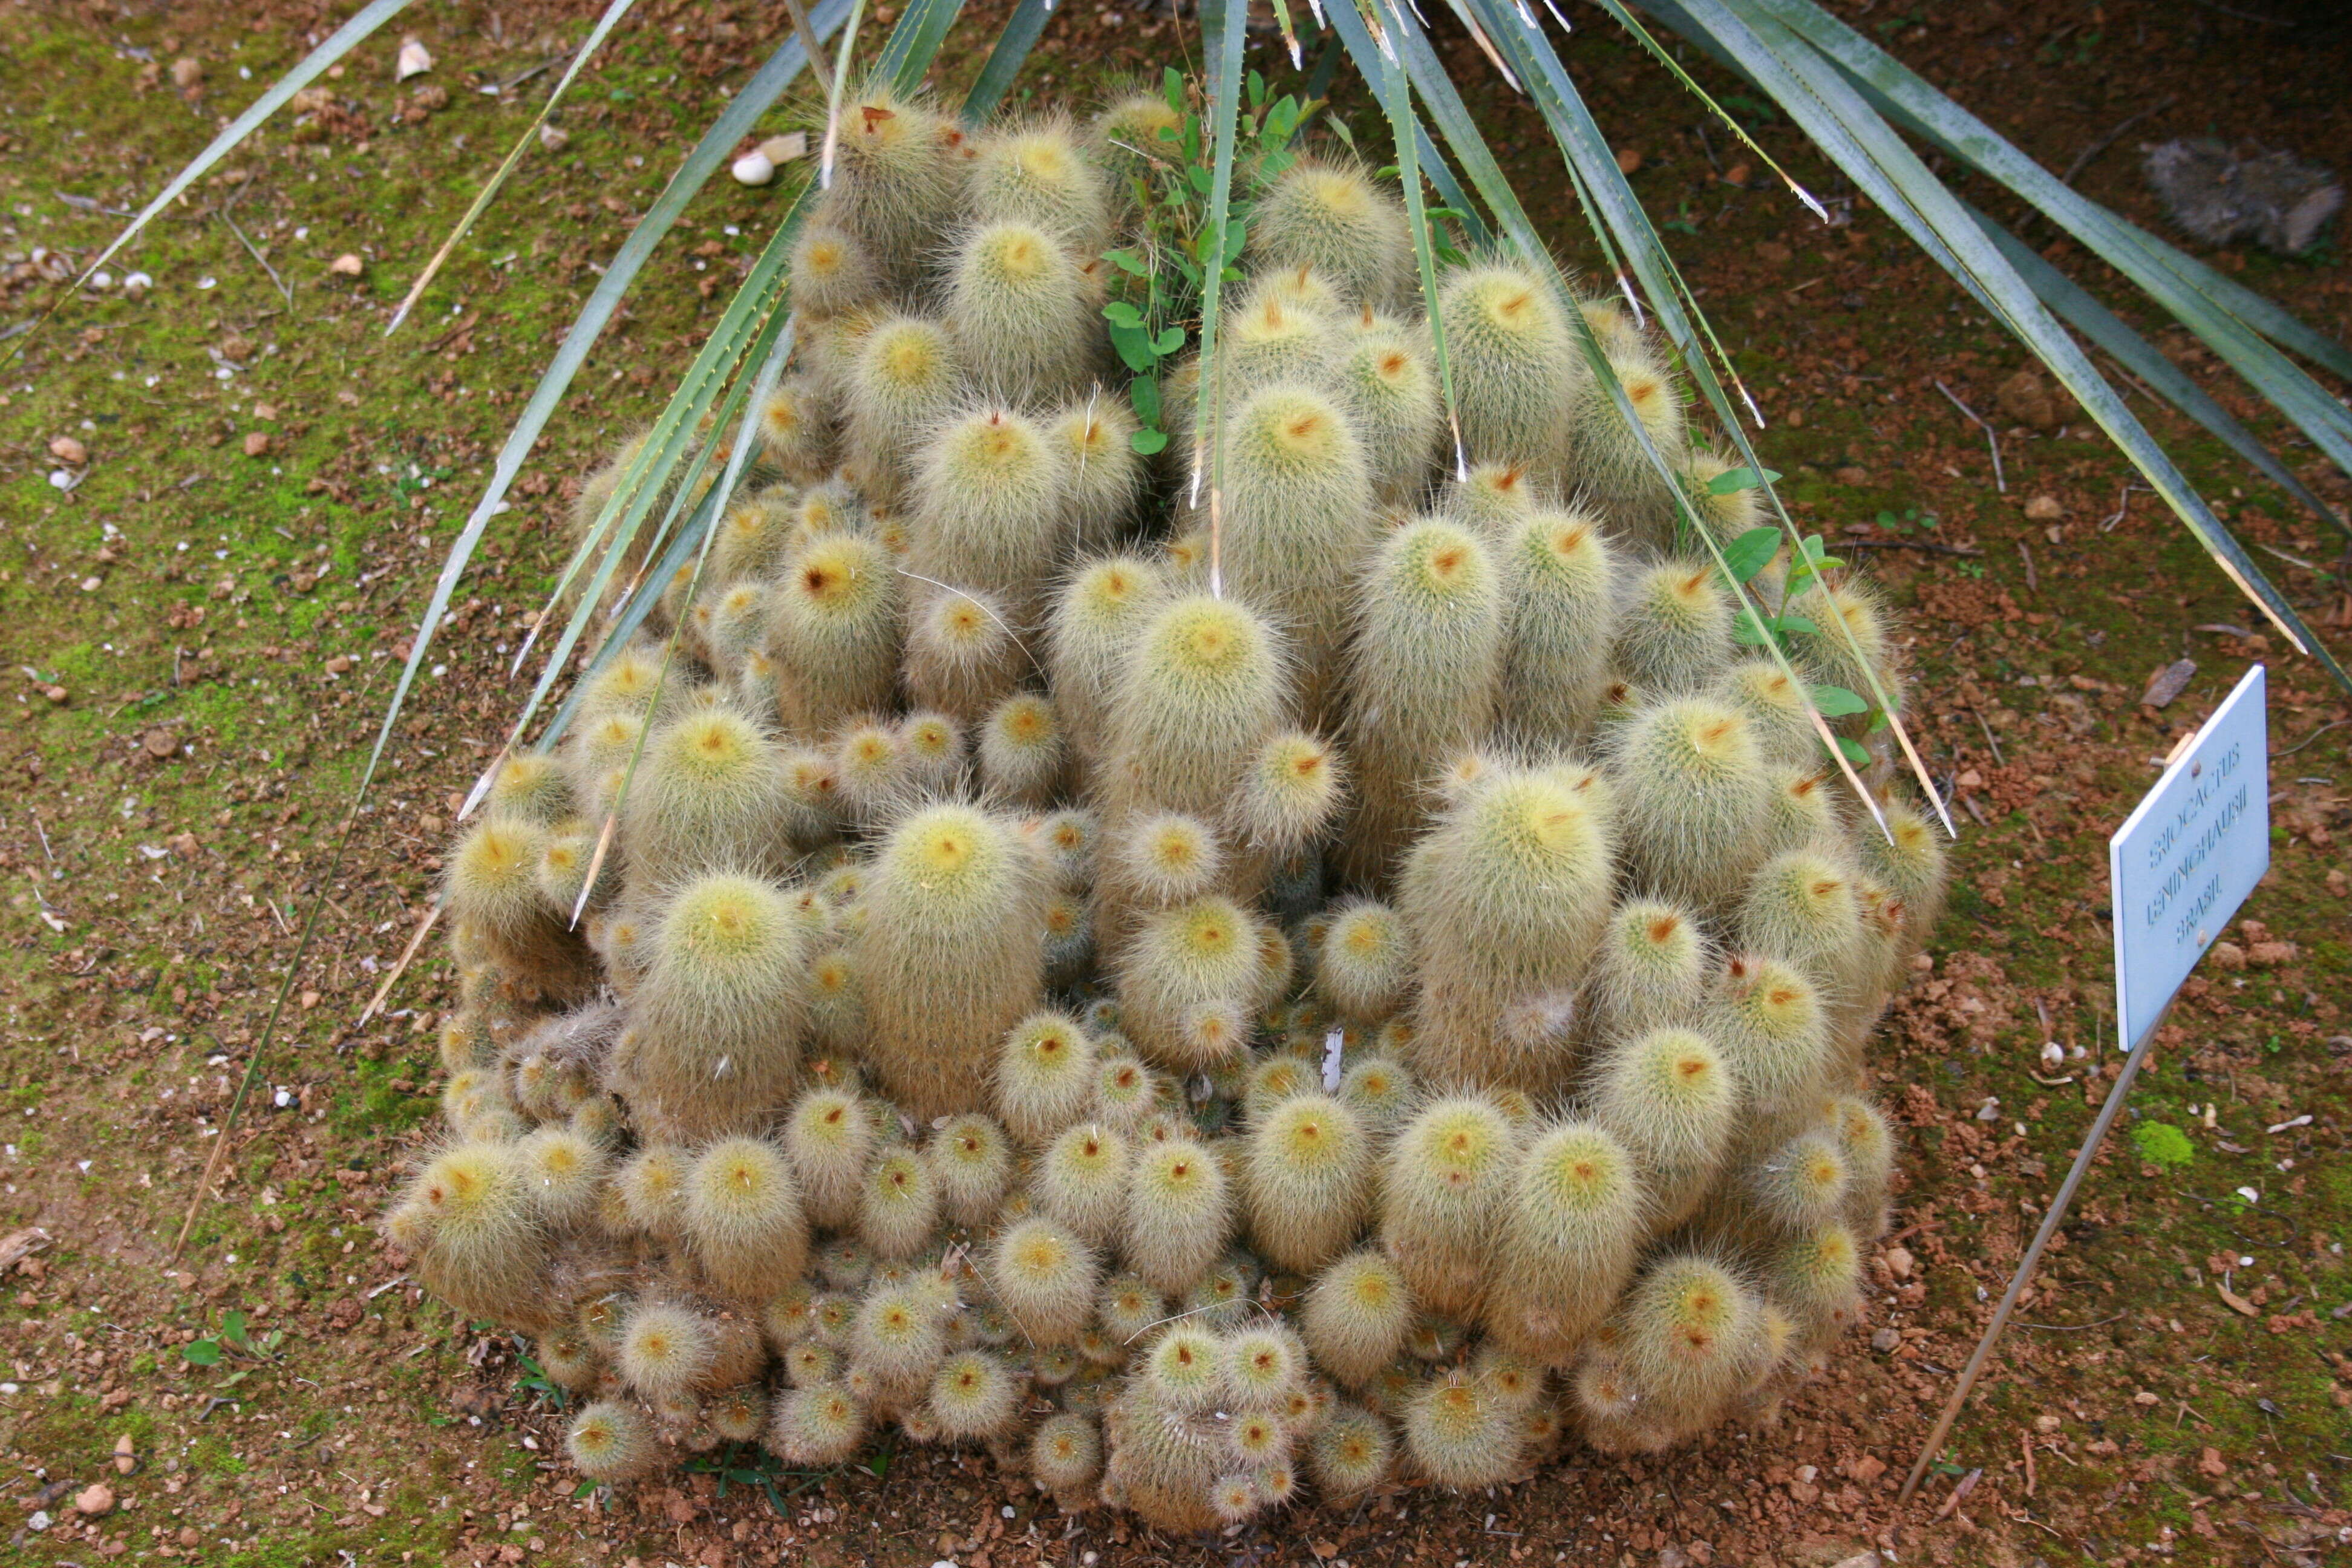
[1339, 516, 1505, 888]
[946, 221, 1102, 407]
[1121, 1134, 1230, 1296]
[858, 1148, 942, 1262]
[909, 404, 1071, 619]
[620, 708, 799, 882]
[1034, 1120, 1131, 1245]
[1114, 896, 1259, 1072]
[1050, 396, 1143, 554]
[855, 803, 1049, 1120]
[993, 1010, 1097, 1146]
[988, 1216, 1100, 1347]
[822, 82, 969, 294]
[977, 691, 1067, 806]
[1397, 761, 1614, 1094]
[771, 1379, 870, 1465]
[395, 1141, 551, 1329]
[1323, 311, 1441, 503]
[1250, 160, 1412, 310]
[1244, 1093, 1374, 1274]
[682, 1137, 809, 1301]
[1402, 1365, 1527, 1489]
[1570, 341, 1690, 547]
[1611, 696, 1772, 909]
[614, 872, 807, 1142]
[929, 1113, 1013, 1229]
[1437, 261, 1581, 485]
[1704, 952, 1831, 1131]
[566, 1400, 658, 1482]
[1614, 1253, 1768, 1434]
[905, 586, 1024, 723]
[1046, 552, 1165, 779]
[972, 116, 1113, 252]
[1301, 1248, 1416, 1390]
[1585, 900, 1709, 1044]
[1483, 1120, 1643, 1364]
[1104, 593, 1293, 822]
[768, 530, 903, 734]
[1215, 387, 1376, 719]
[1495, 507, 1621, 750]
[1378, 1096, 1518, 1320]
[1615, 560, 1734, 696]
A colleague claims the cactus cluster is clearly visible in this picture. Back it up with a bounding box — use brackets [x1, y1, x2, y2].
[391, 85, 1945, 1534]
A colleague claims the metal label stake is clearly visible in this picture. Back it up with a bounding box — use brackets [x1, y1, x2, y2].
[1898, 665, 2270, 1506]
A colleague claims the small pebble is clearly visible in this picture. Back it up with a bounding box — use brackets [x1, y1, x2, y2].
[396, 38, 433, 80]
[75, 1483, 115, 1517]
[731, 149, 776, 187]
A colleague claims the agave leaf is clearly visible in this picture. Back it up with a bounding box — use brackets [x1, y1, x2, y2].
[1639, 0, 2352, 534]
[385, 0, 642, 335]
[505, 0, 973, 775]
[500, 0, 853, 687]
[1292, 0, 1489, 251]
[1465, 0, 1931, 803]
[1966, 200, 2341, 533]
[876, 0, 967, 92]
[567, 297, 805, 920]
[1581, 0, 1823, 223]
[1751, 0, 2352, 387]
[1187, 0, 1250, 589]
[485, 186, 819, 801]
[1663, 0, 2341, 682]
[1353, 0, 1466, 477]
[181, 0, 965, 1257]
[5, 0, 414, 368]
[1269, 0, 1306, 70]
[1359, 0, 1906, 829]
[963, 0, 1059, 124]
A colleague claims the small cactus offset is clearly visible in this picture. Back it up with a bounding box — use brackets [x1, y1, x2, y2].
[399, 80, 1942, 1534]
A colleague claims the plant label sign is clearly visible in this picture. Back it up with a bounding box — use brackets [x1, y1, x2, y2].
[2108, 664, 2269, 1053]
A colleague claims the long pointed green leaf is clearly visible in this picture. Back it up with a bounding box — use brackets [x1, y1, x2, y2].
[1431, 0, 1907, 828]
[563, 296, 803, 918]
[497, 0, 852, 684]
[1635, 0, 2352, 535]
[1319, 0, 1495, 249]
[1665, 0, 2341, 682]
[876, 0, 966, 93]
[488, 189, 817, 788]
[1967, 201, 2342, 532]
[4, 0, 413, 367]
[962, 0, 1057, 124]
[1583, 0, 1826, 226]
[1354, 0, 1464, 475]
[1188, 0, 1250, 589]
[385, 0, 642, 335]
[1747, 0, 2352, 386]
[1466, 0, 1926, 746]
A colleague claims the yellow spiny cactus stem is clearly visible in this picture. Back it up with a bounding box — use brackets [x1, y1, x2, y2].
[405, 93, 1936, 1517]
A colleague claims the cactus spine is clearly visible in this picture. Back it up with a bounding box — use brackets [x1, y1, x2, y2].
[856, 805, 1049, 1120]
[1339, 518, 1505, 889]
[1399, 763, 1614, 1093]
[1484, 1120, 1643, 1364]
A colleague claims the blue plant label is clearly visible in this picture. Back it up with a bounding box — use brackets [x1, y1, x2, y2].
[2108, 664, 2269, 1053]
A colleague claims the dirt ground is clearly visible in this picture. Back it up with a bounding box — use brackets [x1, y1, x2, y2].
[2, 0, 2350, 1564]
